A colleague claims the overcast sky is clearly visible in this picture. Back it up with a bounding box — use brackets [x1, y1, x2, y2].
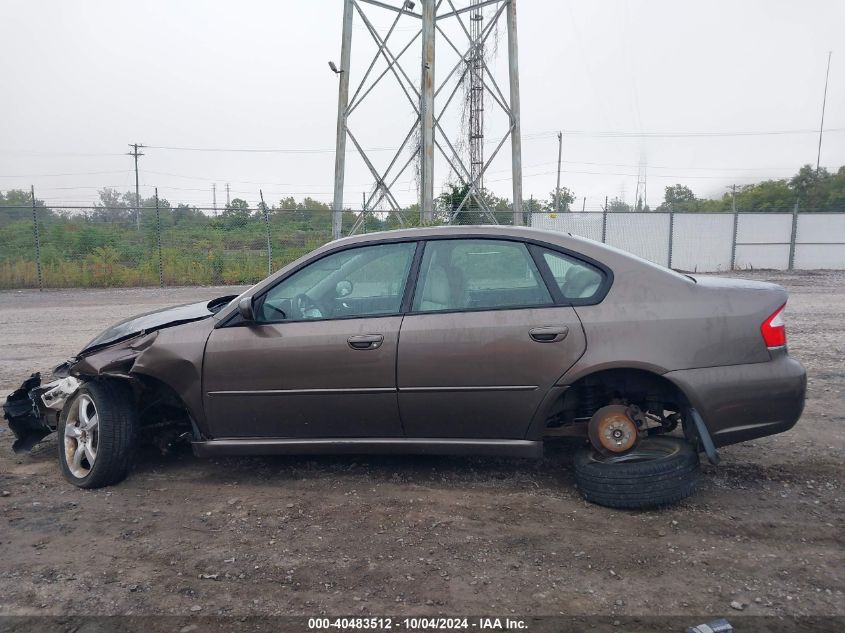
[1, 0, 842, 211]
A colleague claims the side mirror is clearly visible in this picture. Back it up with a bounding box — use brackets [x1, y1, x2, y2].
[336, 280, 353, 298]
[238, 297, 255, 322]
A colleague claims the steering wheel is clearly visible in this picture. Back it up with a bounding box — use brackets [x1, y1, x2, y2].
[263, 302, 288, 320]
[293, 293, 323, 319]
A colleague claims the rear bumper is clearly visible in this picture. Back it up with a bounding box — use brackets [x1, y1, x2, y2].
[665, 352, 806, 448]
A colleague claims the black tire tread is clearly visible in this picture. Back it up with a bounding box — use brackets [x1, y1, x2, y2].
[58, 380, 137, 488]
[574, 437, 700, 509]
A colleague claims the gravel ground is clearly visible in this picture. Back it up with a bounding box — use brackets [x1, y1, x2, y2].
[0, 273, 842, 619]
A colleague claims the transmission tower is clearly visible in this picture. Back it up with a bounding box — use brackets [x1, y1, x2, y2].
[634, 156, 648, 212]
[331, 0, 524, 239]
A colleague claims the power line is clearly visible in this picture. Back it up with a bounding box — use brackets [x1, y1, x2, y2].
[539, 128, 845, 139]
[0, 170, 131, 178]
[817, 51, 833, 172]
[3, 126, 843, 161]
[0, 150, 125, 157]
[138, 127, 845, 154]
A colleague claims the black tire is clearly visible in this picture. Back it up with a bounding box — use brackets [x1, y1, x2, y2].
[58, 380, 137, 488]
[574, 436, 700, 509]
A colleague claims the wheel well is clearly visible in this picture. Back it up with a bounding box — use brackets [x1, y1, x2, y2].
[546, 368, 690, 428]
[99, 375, 194, 449]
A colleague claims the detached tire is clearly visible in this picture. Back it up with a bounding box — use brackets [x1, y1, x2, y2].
[58, 380, 137, 488]
[574, 437, 700, 509]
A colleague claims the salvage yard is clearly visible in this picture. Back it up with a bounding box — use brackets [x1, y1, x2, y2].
[0, 271, 843, 618]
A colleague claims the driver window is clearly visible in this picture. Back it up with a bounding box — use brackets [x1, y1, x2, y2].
[256, 242, 416, 322]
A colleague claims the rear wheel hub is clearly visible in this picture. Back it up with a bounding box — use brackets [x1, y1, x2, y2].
[588, 404, 639, 454]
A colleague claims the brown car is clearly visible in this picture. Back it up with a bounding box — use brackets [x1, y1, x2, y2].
[4, 226, 806, 508]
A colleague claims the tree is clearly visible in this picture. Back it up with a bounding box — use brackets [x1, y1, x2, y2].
[436, 183, 504, 224]
[0, 189, 52, 224]
[656, 184, 698, 212]
[220, 198, 251, 229]
[606, 197, 632, 213]
[546, 187, 575, 212]
[733, 180, 795, 211]
[789, 165, 825, 203]
[91, 188, 131, 222]
[788, 164, 845, 210]
[171, 203, 206, 225]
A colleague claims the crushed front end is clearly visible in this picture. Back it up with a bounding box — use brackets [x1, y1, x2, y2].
[3, 371, 81, 454]
[2, 294, 236, 455]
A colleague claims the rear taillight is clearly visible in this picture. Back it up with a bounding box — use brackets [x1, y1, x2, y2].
[761, 303, 787, 348]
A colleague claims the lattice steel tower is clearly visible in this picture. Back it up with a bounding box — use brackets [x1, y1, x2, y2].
[331, 0, 524, 239]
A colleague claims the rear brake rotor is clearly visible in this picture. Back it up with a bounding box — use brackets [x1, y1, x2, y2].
[588, 404, 639, 454]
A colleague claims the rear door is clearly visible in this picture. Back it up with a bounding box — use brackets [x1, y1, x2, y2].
[397, 238, 588, 439]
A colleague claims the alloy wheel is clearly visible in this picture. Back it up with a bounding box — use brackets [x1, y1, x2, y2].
[64, 394, 99, 478]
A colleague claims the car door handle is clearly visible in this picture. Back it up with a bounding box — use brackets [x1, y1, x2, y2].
[347, 334, 385, 350]
[529, 326, 569, 343]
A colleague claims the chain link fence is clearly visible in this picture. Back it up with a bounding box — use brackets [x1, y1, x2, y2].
[1, 202, 844, 290]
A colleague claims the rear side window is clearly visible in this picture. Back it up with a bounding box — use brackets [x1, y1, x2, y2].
[412, 239, 552, 312]
[540, 248, 606, 302]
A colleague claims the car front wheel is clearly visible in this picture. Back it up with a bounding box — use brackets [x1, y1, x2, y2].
[574, 436, 700, 509]
[58, 380, 137, 488]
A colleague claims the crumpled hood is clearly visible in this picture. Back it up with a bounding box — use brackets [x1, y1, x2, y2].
[80, 295, 237, 354]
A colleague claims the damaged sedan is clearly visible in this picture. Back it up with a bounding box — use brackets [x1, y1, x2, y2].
[3, 226, 807, 508]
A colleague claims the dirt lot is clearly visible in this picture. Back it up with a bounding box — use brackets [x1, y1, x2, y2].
[0, 272, 843, 620]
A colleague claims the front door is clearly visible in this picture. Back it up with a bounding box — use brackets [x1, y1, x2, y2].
[203, 241, 418, 438]
[397, 238, 587, 439]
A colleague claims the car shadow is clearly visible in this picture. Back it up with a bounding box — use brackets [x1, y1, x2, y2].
[128, 439, 584, 491]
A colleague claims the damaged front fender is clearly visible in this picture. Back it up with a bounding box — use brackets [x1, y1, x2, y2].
[5, 297, 228, 454]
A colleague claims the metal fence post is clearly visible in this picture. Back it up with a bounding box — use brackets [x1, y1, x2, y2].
[30, 185, 43, 291]
[667, 211, 675, 269]
[730, 184, 739, 270]
[601, 206, 608, 243]
[730, 212, 739, 271]
[259, 190, 273, 276]
[788, 199, 799, 270]
[154, 188, 164, 288]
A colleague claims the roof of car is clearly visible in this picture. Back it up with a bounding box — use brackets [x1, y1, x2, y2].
[329, 224, 584, 248]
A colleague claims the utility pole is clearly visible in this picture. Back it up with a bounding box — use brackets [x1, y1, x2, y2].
[554, 131, 563, 213]
[128, 143, 144, 229]
[212, 183, 218, 216]
[226, 183, 231, 206]
[816, 51, 832, 173]
[332, 0, 354, 239]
